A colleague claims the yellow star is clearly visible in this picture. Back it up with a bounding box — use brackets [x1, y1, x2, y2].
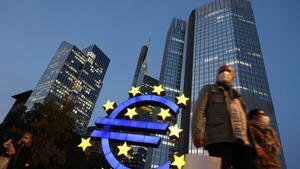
[171, 154, 186, 169]
[152, 85, 165, 96]
[168, 125, 183, 139]
[157, 108, 172, 121]
[78, 137, 92, 151]
[175, 94, 189, 107]
[124, 107, 138, 119]
[117, 142, 132, 158]
[128, 86, 141, 97]
[102, 100, 117, 114]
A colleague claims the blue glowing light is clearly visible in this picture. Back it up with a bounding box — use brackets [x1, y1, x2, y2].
[91, 95, 179, 169]
[91, 130, 161, 147]
[94, 118, 168, 132]
[108, 95, 179, 119]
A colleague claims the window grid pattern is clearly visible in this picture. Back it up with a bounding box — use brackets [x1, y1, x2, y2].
[186, 1, 286, 168]
[150, 18, 186, 168]
[26, 42, 110, 134]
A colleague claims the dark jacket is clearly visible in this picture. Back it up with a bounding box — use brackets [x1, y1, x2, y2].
[192, 84, 252, 146]
[8, 144, 32, 169]
[250, 124, 281, 169]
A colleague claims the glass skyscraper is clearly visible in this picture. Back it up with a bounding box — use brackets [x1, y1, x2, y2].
[132, 45, 148, 87]
[25, 41, 110, 134]
[149, 18, 186, 169]
[182, 0, 286, 168]
[125, 44, 159, 169]
[131, 45, 159, 95]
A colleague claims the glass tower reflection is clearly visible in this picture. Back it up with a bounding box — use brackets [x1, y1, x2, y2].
[149, 18, 186, 169]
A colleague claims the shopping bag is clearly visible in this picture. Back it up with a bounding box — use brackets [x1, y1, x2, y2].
[0, 156, 10, 169]
[183, 154, 221, 169]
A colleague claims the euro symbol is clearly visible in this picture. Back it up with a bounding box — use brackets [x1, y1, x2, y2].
[91, 95, 179, 169]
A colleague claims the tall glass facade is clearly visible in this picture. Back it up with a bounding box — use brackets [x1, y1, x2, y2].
[126, 45, 158, 169]
[25, 41, 110, 134]
[131, 45, 158, 95]
[182, 0, 286, 168]
[132, 45, 148, 87]
[149, 18, 186, 169]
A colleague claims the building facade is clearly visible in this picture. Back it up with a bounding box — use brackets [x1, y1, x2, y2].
[124, 45, 159, 169]
[132, 45, 148, 87]
[131, 45, 159, 96]
[182, 0, 286, 168]
[2, 90, 32, 125]
[149, 18, 186, 168]
[25, 41, 110, 134]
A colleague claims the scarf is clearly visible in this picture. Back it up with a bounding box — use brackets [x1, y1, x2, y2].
[217, 81, 249, 145]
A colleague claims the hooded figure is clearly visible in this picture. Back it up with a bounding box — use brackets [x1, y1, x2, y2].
[192, 64, 258, 169]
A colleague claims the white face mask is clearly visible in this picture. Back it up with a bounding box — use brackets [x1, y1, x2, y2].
[217, 71, 233, 82]
[261, 116, 270, 126]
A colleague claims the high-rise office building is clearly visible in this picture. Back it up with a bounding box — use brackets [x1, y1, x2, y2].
[132, 45, 159, 95]
[181, 0, 286, 168]
[159, 18, 186, 104]
[25, 41, 110, 134]
[149, 18, 186, 168]
[125, 45, 159, 169]
[132, 45, 148, 87]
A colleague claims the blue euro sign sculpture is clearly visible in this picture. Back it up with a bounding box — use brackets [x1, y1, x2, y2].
[90, 95, 179, 169]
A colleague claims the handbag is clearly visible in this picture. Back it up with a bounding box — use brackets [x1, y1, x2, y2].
[183, 154, 222, 169]
[0, 156, 11, 169]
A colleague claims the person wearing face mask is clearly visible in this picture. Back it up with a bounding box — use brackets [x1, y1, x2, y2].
[192, 64, 258, 169]
[248, 109, 281, 169]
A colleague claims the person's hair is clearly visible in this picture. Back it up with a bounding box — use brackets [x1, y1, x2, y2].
[248, 108, 264, 120]
[23, 132, 32, 139]
[18, 131, 32, 144]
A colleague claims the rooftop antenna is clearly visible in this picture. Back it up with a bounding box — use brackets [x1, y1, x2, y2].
[147, 36, 151, 48]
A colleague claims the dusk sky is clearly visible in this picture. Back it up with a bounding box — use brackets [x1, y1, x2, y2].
[0, 0, 299, 168]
